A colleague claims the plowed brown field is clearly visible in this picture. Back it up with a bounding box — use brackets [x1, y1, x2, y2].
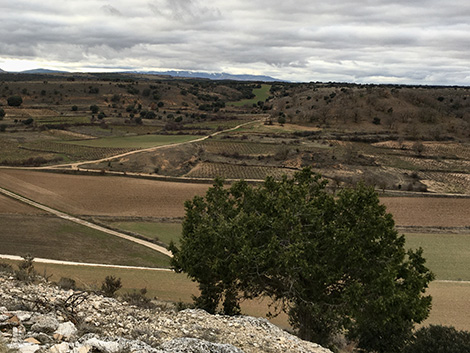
[0, 193, 46, 215]
[381, 197, 470, 227]
[0, 169, 209, 218]
[1, 169, 469, 227]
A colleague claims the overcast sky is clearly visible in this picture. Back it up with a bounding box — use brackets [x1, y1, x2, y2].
[1, 0, 470, 85]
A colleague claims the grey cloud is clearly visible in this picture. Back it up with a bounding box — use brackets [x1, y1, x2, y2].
[0, 0, 470, 84]
[101, 5, 122, 16]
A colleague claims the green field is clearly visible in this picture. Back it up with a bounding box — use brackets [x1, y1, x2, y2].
[35, 116, 91, 125]
[405, 233, 470, 281]
[62, 134, 203, 149]
[108, 221, 182, 246]
[228, 84, 271, 107]
[0, 215, 171, 268]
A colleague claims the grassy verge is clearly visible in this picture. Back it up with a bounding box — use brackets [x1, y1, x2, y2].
[61, 134, 203, 149]
[405, 233, 470, 281]
[0, 215, 171, 268]
[106, 221, 182, 246]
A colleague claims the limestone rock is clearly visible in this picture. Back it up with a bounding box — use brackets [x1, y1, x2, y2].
[82, 337, 121, 353]
[54, 322, 77, 340]
[161, 337, 245, 353]
[0, 273, 333, 353]
[31, 316, 59, 334]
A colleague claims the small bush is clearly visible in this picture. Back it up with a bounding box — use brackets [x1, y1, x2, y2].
[90, 105, 99, 114]
[0, 262, 13, 274]
[122, 288, 155, 309]
[175, 301, 196, 311]
[101, 275, 122, 297]
[404, 325, 470, 353]
[15, 254, 37, 283]
[57, 277, 77, 290]
[7, 96, 22, 107]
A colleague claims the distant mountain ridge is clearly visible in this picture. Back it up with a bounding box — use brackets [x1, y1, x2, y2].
[15, 68, 283, 82]
[20, 68, 67, 74]
[132, 70, 284, 82]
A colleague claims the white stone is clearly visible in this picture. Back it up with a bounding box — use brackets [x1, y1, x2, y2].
[83, 338, 121, 353]
[13, 343, 41, 353]
[49, 342, 70, 353]
[54, 322, 77, 340]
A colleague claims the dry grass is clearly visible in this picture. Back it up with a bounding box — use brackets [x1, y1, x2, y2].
[406, 233, 470, 281]
[425, 281, 470, 331]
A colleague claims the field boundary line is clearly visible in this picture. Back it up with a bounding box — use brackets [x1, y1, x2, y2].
[434, 279, 470, 284]
[0, 254, 172, 272]
[0, 186, 173, 257]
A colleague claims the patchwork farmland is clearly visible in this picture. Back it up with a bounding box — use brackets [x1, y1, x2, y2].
[1, 74, 470, 334]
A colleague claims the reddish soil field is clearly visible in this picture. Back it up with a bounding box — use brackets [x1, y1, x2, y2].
[381, 197, 470, 227]
[0, 169, 209, 218]
[1, 169, 468, 227]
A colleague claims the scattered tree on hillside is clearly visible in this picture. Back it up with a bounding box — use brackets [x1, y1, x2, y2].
[90, 105, 99, 114]
[7, 96, 22, 107]
[0, 108, 5, 119]
[171, 169, 434, 352]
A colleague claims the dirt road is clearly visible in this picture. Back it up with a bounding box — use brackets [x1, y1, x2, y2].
[44, 119, 261, 170]
[0, 254, 172, 271]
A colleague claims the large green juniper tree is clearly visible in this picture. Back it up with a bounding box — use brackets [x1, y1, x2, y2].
[170, 168, 434, 352]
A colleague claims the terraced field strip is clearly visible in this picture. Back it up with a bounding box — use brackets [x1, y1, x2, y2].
[185, 162, 296, 180]
[0, 186, 172, 257]
[199, 140, 282, 155]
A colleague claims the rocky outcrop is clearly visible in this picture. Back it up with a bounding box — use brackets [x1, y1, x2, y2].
[0, 274, 331, 353]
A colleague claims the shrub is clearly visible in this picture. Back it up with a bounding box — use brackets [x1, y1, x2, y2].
[404, 325, 470, 353]
[122, 288, 155, 309]
[90, 105, 99, 114]
[0, 108, 5, 119]
[101, 275, 122, 297]
[57, 277, 77, 290]
[7, 96, 22, 107]
[0, 262, 13, 274]
[15, 254, 37, 283]
[71, 105, 78, 111]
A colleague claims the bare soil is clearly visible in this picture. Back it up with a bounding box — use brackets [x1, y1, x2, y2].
[0, 193, 47, 214]
[381, 197, 470, 227]
[0, 169, 209, 218]
[1, 169, 468, 228]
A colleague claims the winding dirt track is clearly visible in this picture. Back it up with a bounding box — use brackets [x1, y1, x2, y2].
[40, 119, 260, 170]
